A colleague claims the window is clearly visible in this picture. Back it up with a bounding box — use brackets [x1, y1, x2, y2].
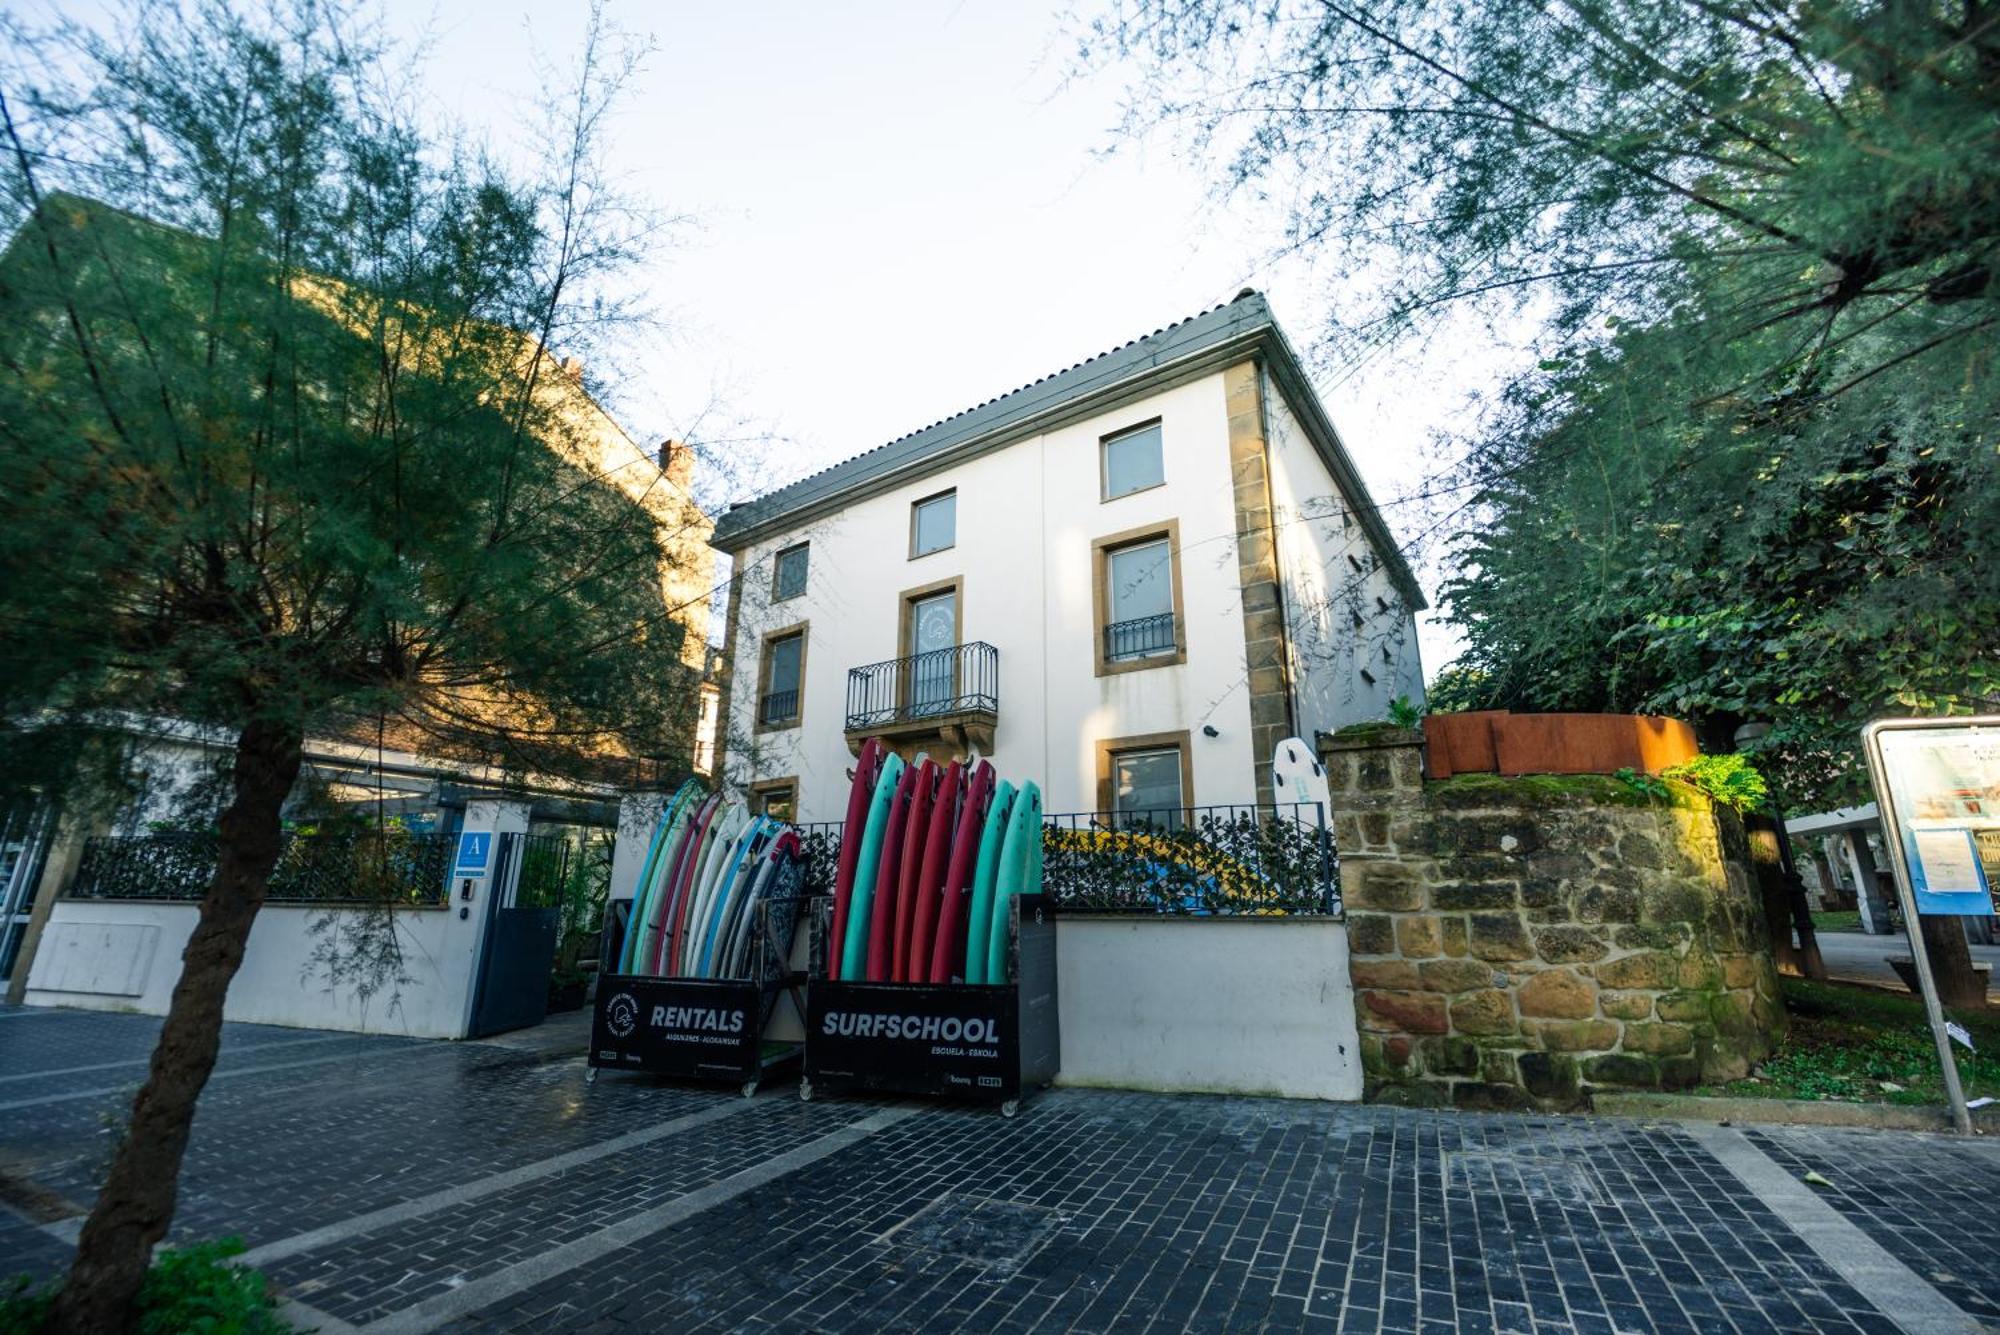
[752, 781, 797, 823]
[1093, 521, 1184, 674]
[1097, 732, 1192, 831]
[903, 583, 959, 716]
[1101, 421, 1164, 500]
[772, 543, 808, 602]
[910, 491, 956, 557]
[757, 627, 806, 729]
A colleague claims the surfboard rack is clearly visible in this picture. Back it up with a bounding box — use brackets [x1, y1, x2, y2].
[801, 894, 1058, 1111]
[588, 871, 810, 1095]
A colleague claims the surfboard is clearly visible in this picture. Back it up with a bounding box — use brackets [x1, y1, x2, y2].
[839, 751, 905, 980]
[720, 831, 787, 978]
[680, 803, 749, 975]
[963, 780, 1017, 985]
[1272, 735, 1331, 824]
[633, 789, 708, 975]
[827, 738, 886, 976]
[879, 759, 939, 982]
[927, 761, 994, 984]
[633, 782, 706, 972]
[650, 793, 721, 974]
[618, 790, 678, 974]
[664, 799, 738, 975]
[697, 816, 772, 978]
[902, 761, 961, 981]
[985, 781, 1043, 985]
[732, 830, 802, 978]
[867, 759, 930, 982]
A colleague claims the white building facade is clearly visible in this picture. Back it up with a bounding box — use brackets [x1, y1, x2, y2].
[710, 291, 1424, 824]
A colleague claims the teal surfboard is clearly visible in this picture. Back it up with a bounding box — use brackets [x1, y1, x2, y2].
[617, 802, 673, 974]
[698, 817, 772, 977]
[622, 782, 699, 974]
[680, 802, 747, 975]
[634, 788, 708, 975]
[985, 781, 1042, 985]
[839, 750, 905, 980]
[963, 780, 1016, 985]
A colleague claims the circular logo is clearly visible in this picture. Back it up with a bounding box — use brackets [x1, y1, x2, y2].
[605, 992, 639, 1039]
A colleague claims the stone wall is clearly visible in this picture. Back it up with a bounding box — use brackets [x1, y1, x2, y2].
[1325, 727, 1785, 1110]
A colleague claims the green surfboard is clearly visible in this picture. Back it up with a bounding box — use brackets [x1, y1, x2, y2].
[985, 781, 1042, 985]
[622, 781, 699, 974]
[963, 781, 1016, 985]
[839, 750, 905, 980]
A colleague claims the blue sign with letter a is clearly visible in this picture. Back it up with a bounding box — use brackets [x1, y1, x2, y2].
[454, 830, 493, 876]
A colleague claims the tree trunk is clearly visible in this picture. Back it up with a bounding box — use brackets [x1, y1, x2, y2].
[44, 715, 303, 1335]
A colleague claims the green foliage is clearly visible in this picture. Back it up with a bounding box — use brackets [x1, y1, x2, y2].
[1088, 1, 2000, 809]
[1386, 694, 1422, 729]
[1422, 666, 1491, 715]
[1661, 753, 1768, 813]
[1703, 977, 2000, 1105]
[0, 0, 705, 799]
[1613, 766, 1669, 802]
[2, 1239, 288, 1335]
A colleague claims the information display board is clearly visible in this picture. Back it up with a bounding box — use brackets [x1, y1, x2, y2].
[1866, 722, 2000, 916]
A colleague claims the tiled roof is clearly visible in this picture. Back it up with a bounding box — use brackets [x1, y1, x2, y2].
[709, 290, 1277, 547]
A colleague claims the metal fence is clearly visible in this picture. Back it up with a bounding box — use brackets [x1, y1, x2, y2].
[69, 830, 457, 906]
[785, 802, 1337, 917]
[1043, 803, 1337, 915]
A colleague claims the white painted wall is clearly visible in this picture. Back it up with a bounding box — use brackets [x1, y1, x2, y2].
[1054, 916, 1361, 1100]
[24, 898, 484, 1038]
[1263, 371, 1425, 734]
[725, 372, 1260, 821]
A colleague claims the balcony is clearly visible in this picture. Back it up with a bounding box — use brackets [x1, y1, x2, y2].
[1102, 612, 1178, 664]
[844, 641, 999, 755]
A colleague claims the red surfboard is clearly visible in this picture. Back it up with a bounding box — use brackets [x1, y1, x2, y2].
[660, 794, 723, 975]
[902, 761, 962, 981]
[827, 738, 885, 974]
[866, 759, 927, 982]
[928, 761, 995, 984]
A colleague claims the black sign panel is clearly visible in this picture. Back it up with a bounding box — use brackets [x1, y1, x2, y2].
[591, 975, 764, 1082]
[806, 981, 1020, 1101]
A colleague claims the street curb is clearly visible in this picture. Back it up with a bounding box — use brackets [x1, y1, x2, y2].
[1594, 1091, 2000, 1133]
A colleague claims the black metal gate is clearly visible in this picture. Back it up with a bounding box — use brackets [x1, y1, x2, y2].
[467, 833, 562, 1038]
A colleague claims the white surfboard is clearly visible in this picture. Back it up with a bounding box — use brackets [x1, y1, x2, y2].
[1271, 736, 1331, 824]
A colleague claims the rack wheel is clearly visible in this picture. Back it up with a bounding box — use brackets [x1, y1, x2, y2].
[585, 1067, 598, 1085]
[799, 1078, 814, 1103]
[1000, 1099, 1019, 1119]
[741, 1080, 759, 1100]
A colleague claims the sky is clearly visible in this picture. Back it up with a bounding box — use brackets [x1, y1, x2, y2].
[38, 0, 1535, 675]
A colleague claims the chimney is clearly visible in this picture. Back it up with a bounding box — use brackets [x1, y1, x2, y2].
[560, 355, 584, 379]
[658, 438, 694, 489]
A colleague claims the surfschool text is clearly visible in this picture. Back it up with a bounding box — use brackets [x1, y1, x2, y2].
[819, 1011, 999, 1044]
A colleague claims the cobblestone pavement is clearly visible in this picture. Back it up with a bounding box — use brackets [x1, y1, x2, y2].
[4, 1005, 1995, 1334]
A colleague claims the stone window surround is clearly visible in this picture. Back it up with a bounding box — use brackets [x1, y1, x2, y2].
[754, 621, 808, 734]
[1094, 729, 1196, 815]
[1091, 519, 1187, 679]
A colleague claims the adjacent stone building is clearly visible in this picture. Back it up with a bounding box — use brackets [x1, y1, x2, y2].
[1325, 726, 1786, 1110]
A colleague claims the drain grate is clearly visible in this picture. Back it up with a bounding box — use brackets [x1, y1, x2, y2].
[876, 1194, 1061, 1270]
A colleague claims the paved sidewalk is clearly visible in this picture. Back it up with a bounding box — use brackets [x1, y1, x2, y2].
[3, 1005, 1996, 1333]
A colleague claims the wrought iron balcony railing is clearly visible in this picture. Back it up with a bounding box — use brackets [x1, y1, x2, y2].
[759, 689, 800, 726]
[845, 641, 998, 733]
[1103, 612, 1177, 662]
